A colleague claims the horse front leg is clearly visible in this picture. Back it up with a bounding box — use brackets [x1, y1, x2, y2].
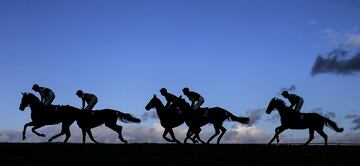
[31, 125, 46, 137]
[183, 128, 193, 144]
[268, 126, 287, 145]
[162, 128, 174, 143]
[168, 129, 181, 144]
[22, 121, 35, 140]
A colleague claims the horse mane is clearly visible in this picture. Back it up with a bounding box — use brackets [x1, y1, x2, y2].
[63, 105, 81, 111]
[26, 93, 40, 102]
[179, 98, 190, 107]
[274, 98, 286, 106]
[155, 96, 164, 107]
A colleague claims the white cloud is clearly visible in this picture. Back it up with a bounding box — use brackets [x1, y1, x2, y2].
[345, 34, 360, 48]
[222, 124, 268, 143]
[246, 108, 265, 125]
[321, 28, 360, 49]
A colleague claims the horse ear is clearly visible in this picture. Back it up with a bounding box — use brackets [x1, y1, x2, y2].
[178, 95, 182, 99]
[21, 92, 25, 95]
[153, 94, 156, 98]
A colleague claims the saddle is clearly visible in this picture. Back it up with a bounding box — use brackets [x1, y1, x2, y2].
[286, 109, 303, 122]
[198, 107, 209, 117]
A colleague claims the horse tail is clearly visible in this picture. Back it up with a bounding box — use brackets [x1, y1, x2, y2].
[226, 111, 249, 124]
[116, 111, 141, 123]
[324, 117, 344, 132]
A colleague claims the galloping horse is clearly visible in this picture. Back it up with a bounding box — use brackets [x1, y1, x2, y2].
[19, 92, 141, 144]
[172, 96, 249, 144]
[266, 97, 343, 145]
[19, 93, 77, 143]
[145, 95, 201, 144]
[53, 106, 141, 144]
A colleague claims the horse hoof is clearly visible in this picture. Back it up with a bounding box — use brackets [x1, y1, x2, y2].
[40, 134, 46, 137]
[23, 136, 26, 140]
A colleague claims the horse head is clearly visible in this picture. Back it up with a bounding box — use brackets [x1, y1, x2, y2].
[266, 97, 278, 114]
[19, 92, 40, 111]
[19, 92, 28, 111]
[145, 95, 163, 111]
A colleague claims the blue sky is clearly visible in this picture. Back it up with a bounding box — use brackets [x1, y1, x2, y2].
[1, 0, 360, 143]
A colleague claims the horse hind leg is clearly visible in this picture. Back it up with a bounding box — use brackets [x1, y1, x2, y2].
[207, 125, 220, 144]
[105, 123, 128, 144]
[316, 129, 328, 146]
[184, 129, 193, 144]
[195, 129, 206, 144]
[304, 129, 315, 145]
[216, 125, 227, 144]
[62, 127, 71, 143]
[82, 129, 86, 144]
[48, 123, 71, 143]
[194, 128, 205, 144]
[86, 129, 100, 144]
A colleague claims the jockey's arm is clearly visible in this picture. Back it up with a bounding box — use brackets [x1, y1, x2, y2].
[289, 103, 295, 109]
[165, 101, 170, 108]
[190, 100, 195, 108]
[40, 95, 44, 103]
[82, 99, 85, 109]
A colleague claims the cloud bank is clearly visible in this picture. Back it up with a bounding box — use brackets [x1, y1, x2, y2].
[311, 49, 360, 75]
[311, 29, 360, 76]
[345, 114, 360, 130]
[1, 122, 358, 144]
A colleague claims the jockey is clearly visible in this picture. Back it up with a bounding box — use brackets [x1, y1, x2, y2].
[32, 84, 55, 106]
[182, 87, 204, 110]
[160, 88, 178, 109]
[281, 90, 304, 114]
[76, 90, 98, 111]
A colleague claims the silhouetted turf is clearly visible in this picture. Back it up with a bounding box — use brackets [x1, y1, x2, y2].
[0, 143, 359, 166]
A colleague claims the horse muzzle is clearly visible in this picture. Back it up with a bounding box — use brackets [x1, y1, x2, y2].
[19, 106, 25, 111]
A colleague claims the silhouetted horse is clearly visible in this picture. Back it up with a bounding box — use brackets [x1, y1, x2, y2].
[266, 97, 344, 145]
[172, 96, 249, 144]
[53, 105, 141, 144]
[145, 95, 201, 144]
[19, 92, 141, 144]
[145, 95, 187, 144]
[19, 93, 77, 143]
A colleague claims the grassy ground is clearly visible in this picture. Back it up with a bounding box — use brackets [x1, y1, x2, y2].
[0, 143, 359, 166]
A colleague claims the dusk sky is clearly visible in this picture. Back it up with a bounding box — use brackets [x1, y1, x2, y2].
[1, 0, 360, 143]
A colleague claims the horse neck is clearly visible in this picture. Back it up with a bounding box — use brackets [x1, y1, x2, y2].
[179, 101, 191, 112]
[155, 102, 165, 118]
[276, 102, 287, 117]
[29, 99, 42, 113]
